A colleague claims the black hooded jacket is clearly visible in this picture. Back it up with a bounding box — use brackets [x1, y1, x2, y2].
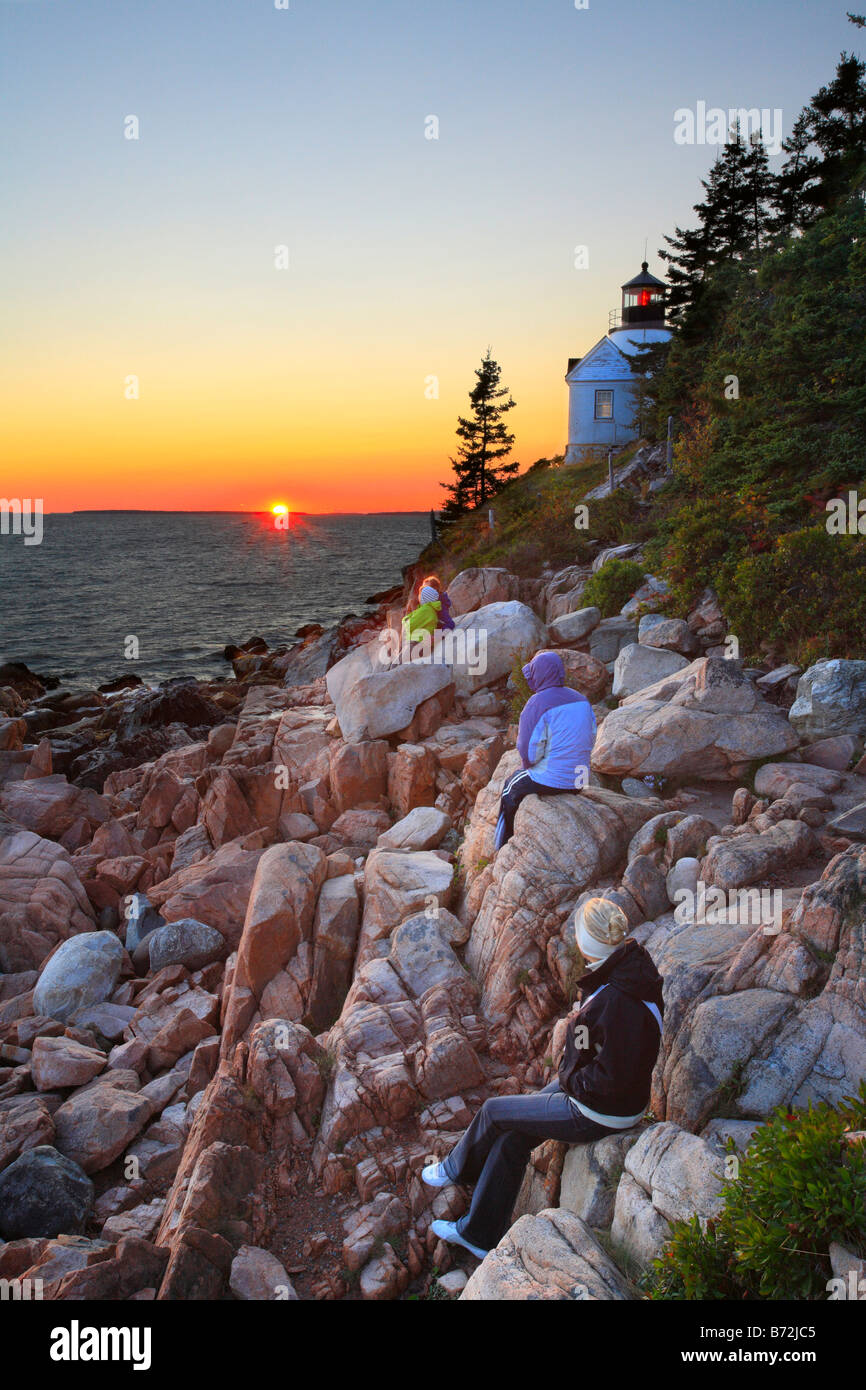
[558, 939, 664, 1121]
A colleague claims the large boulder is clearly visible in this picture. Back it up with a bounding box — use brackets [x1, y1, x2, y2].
[451, 601, 548, 696]
[313, 912, 483, 1157]
[731, 844, 866, 1115]
[610, 1122, 725, 1270]
[789, 660, 866, 742]
[559, 1131, 642, 1228]
[326, 637, 454, 744]
[649, 841, 866, 1126]
[589, 617, 638, 666]
[593, 658, 799, 780]
[279, 627, 339, 689]
[547, 607, 601, 646]
[0, 776, 109, 843]
[221, 841, 327, 1047]
[662, 990, 796, 1131]
[377, 806, 451, 851]
[358, 849, 454, 960]
[146, 918, 228, 973]
[149, 840, 267, 949]
[229, 1244, 298, 1300]
[461, 1208, 633, 1300]
[31, 1036, 107, 1091]
[308, 873, 360, 1031]
[447, 567, 520, 616]
[702, 820, 817, 892]
[612, 644, 689, 699]
[329, 740, 389, 815]
[549, 648, 610, 703]
[0, 830, 96, 972]
[638, 614, 699, 656]
[0, 1094, 56, 1172]
[0, 1146, 94, 1239]
[33, 930, 125, 1024]
[753, 761, 842, 801]
[462, 755, 659, 1049]
[387, 744, 437, 818]
[53, 1087, 153, 1174]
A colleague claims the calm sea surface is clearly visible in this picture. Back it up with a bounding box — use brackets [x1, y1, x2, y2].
[0, 511, 430, 691]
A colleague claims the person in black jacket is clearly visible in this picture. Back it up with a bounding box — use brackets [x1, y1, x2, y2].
[422, 898, 665, 1258]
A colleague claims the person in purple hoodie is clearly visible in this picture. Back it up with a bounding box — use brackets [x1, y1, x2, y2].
[494, 650, 596, 851]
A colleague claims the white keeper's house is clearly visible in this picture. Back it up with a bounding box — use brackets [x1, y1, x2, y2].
[564, 262, 672, 463]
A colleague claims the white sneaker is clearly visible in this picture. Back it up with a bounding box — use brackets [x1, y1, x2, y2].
[421, 1161, 453, 1188]
[431, 1219, 489, 1260]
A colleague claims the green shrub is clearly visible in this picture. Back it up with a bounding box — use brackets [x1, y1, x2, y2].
[642, 494, 774, 615]
[720, 526, 866, 666]
[647, 1083, 866, 1301]
[586, 488, 640, 543]
[509, 649, 533, 720]
[581, 558, 646, 618]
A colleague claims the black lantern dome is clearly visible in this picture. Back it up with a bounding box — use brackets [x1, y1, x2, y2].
[619, 262, 667, 327]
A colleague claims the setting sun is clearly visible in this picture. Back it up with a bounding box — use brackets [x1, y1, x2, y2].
[271, 504, 289, 516]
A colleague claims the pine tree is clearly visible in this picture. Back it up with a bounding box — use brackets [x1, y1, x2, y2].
[774, 112, 820, 235]
[807, 50, 866, 212]
[742, 132, 776, 253]
[775, 32, 866, 232]
[658, 125, 770, 324]
[440, 350, 517, 518]
[658, 122, 776, 347]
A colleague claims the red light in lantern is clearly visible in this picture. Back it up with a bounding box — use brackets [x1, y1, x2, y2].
[639, 289, 651, 307]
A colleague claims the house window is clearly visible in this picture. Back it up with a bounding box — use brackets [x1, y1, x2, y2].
[594, 389, 613, 420]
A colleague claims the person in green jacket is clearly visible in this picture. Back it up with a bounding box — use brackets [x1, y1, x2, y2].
[401, 584, 441, 645]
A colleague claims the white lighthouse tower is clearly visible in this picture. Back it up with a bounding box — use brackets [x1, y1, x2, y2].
[564, 263, 672, 464]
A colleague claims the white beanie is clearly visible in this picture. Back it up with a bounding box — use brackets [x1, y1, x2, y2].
[574, 898, 629, 968]
[419, 584, 438, 603]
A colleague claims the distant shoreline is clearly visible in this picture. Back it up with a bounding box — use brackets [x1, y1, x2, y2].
[59, 509, 431, 517]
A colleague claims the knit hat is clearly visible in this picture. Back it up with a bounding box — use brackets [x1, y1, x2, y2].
[574, 897, 629, 967]
[419, 584, 438, 603]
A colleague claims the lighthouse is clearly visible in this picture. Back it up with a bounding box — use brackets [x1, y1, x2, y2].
[564, 262, 672, 464]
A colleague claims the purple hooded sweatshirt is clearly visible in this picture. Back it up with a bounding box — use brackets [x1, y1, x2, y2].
[438, 591, 456, 631]
[517, 651, 595, 786]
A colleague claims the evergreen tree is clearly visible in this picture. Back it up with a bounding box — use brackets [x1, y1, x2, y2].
[440, 350, 517, 519]
[743, 132, 776, 253]
[807, 50, 866, 211]
[775, 30, 866, 232]
[774, 112, 820, 235]
[658, 124, 774, 326]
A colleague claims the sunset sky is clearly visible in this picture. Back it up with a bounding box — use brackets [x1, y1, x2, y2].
[0, 0, 855, 513]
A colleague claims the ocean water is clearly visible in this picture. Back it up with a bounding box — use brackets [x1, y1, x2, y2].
[0, 511, 430, 691]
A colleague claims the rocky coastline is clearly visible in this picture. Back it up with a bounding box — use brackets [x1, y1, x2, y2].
[1, 535, 865, 1301]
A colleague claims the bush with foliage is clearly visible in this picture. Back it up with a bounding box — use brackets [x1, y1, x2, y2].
[643, 491, 775, 616]
[584, 488, 642, 545]
[647, 1083, 866, 1300]
[509, 650, 534, 721]
[581, 558, 646, 618]
[720, 525, 866, 665]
